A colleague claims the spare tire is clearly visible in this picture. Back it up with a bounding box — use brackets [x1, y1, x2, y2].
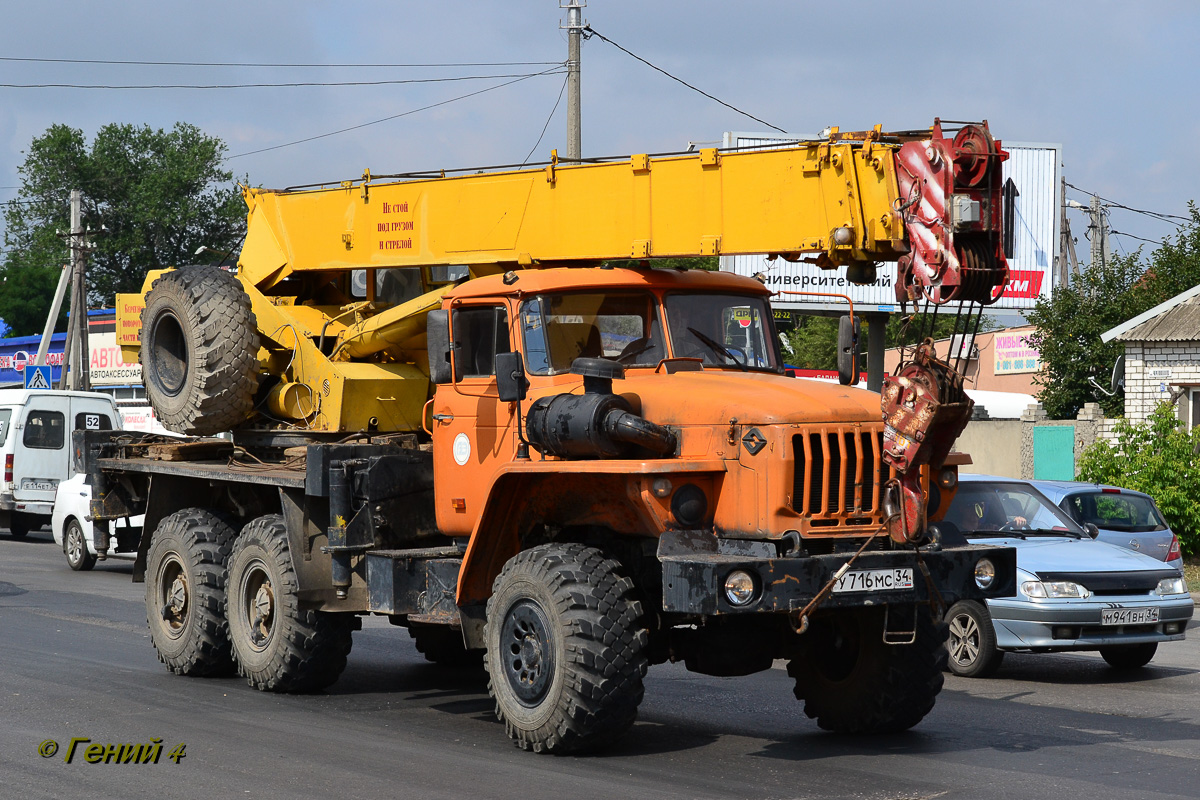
[141, 267, 259, 435]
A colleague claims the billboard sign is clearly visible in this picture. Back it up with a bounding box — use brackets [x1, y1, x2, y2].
[720, 133, 1061, 314]
[88, 330, 142, 386]
[993, 330, 1041, 375]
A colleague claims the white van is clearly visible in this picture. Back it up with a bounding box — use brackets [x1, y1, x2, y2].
[0, 389, 121, 537]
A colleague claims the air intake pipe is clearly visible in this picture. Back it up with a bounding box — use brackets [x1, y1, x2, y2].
[524, 358, 677, 459]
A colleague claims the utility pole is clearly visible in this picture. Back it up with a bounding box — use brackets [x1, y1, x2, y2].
[64, 189, 91, 391]
[562, 1, 585, 160]
[1087, 195, 1110, 271]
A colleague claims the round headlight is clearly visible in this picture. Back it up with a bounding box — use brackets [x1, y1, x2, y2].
[974, 558, 996, 590]
[937, 467, 958, 490]
[651, 478, 673, 498]
[670, 483, 708, 527]
[724, 570, 757, 606]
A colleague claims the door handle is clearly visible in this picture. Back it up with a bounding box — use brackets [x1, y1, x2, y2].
[432, 413, 454, 423]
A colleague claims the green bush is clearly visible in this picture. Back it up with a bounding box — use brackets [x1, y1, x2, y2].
[1077, 402, 1200, 556]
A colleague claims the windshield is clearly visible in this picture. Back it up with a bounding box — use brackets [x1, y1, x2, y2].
[664, 293, 781, 371]
[944, 482, 1083, 536]
[1062, 491, 1168, 533]
[520, 292, 666, 375]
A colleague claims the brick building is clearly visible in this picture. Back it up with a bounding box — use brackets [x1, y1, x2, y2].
[1101, 284, 1200, 427]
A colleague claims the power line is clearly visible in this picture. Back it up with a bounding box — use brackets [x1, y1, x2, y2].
[1111, 229, 1167, 245]
[227, 70, 562, 160]
[0, 56, 564, 68]
[582, 25, 786, 134]
[1065, 182, 1189, 224]
[523, 75, 568, 165]
[0, 71, 560, 90]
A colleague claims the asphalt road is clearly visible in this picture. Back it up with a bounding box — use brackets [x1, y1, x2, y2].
[2, 527, 1198, 800]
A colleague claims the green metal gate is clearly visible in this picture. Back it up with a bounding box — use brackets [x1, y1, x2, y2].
[1032, 425, 1075, 480]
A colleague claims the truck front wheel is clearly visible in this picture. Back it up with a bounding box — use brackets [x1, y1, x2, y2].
[485, 543, 648, 753]
[226, 515, 354, 692]
[144, 508, 236, 676]
[787, 605, 947, 734]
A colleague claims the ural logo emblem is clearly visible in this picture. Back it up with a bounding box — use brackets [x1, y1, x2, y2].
[741, 428, 767, 455]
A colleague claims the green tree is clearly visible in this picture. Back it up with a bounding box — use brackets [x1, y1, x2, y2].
[779, 311, 990, 371]
[1027, 204, 1200, 418]
[1077, 401, 1200, 555]
[0, 122, 246, 336]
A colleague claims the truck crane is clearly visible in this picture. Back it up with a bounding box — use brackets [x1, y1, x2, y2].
[82, 119, 1016, 753]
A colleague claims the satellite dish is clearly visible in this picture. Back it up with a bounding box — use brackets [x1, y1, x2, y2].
[1111, 354, 1125, 395]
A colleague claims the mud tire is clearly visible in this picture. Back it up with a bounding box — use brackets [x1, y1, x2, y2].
[788, 605, 947, 734]
[485, 543, 648, 753]
[227, 514, 355, 692]
[144, 508, 237, 676]
[140, 266, 259, 435]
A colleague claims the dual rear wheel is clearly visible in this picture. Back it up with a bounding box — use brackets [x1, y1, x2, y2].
[144, 509, 353, 691]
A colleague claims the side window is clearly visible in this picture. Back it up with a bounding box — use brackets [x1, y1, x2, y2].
[23, 410, 65, 450]
[0, 409, 11, 446]
[454, 306, 510, 378]
[376, 267, 425, 305]
[75, 412, 113, 432]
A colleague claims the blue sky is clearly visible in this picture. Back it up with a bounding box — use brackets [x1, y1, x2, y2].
[2, 1, 1197, 262]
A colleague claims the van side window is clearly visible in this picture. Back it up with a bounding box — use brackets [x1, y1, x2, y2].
[75, 412, 113, 432]
[23, 410, 65, 450]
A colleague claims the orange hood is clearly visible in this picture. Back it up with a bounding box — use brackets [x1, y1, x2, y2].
[618, 370, 881, 427]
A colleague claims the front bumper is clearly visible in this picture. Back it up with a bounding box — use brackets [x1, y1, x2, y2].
[658, 530, 1016, 615]
[987, 595, 1195, 650]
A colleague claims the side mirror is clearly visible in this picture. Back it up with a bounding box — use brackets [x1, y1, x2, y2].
[495, 351, 528, 403]
[837, 314, 861, 386]
[1083, 522, 1100, 540]
[426, 309, 456, 384]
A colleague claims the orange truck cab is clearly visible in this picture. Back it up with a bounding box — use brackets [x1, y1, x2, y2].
[424, 265, 1013, 657]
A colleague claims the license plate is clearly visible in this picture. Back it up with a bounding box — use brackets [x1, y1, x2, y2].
[1101, 607, 1159, 626]
[833, 568, 914, 593]
[21, 479, 57, 492]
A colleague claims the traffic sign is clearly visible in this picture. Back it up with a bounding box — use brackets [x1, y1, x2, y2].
[24, 364, 52, 390]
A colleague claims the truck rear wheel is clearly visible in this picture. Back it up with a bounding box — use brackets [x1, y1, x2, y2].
[227, 515, 354, 692]
[787, 605, 947, 734]
[141, 266, 259, 435]
[484, 543, 648, 753]
[145, 508, 236, 676]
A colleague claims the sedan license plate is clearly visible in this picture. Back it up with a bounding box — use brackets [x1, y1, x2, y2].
[1101, 607, 1159, 626]
[833, 568, 914, 594]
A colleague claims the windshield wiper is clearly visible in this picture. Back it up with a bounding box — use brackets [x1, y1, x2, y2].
[687, 327, 747, 371]
[1022, 528, 1083, 539]
[966, 530, 1027, 539]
